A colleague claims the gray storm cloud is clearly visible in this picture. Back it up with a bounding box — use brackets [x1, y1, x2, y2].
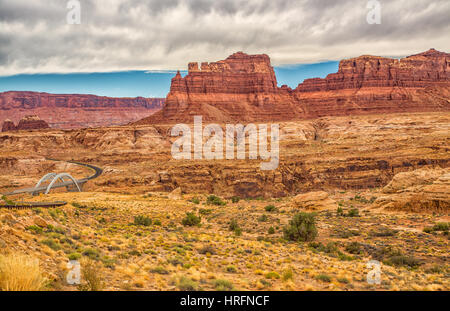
[0, 0, 449, 75]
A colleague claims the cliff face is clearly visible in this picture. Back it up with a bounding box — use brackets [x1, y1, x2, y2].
[142, 51, 305, 123]
[2, 115, 49, 132]
[137, 49, 450, 125]
[0, 91, 164, 129]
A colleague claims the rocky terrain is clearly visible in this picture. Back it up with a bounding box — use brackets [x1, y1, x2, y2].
[137, 49, 449, 124]
[0, 91, 164, 129]
[0, 112, 448, 291]
[0, 50, 448, 292]
[1, 115, 50, 132]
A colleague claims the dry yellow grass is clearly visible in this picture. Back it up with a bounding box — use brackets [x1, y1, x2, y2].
[0, 253, 47, 291]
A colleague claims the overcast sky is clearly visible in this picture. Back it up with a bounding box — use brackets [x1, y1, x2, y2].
[0, 0, 449, 75]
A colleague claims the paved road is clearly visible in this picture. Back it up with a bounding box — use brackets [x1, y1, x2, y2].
[2, 159, 103, 196]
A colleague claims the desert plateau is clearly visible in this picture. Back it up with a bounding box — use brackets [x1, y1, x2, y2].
[0, 49, 449, 292]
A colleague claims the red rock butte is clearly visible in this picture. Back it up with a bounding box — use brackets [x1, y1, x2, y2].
[136, 49, 450, 124]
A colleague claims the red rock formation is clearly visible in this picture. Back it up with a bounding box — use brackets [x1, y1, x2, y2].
[2, 115, 49, 132]
[1, 119, 16, 132]
[136, 49, 450, 125]
[0, 91, 164, 129]
[140, 52, 304, 123]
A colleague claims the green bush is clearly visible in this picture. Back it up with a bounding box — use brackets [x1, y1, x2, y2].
[150, 266, 169, 275]
[385, 255, 421, 268]
[265, 205, 276, 212]
[268, 227, 275, 234]
[68, 252, 82, 260]
[181, 212, 201, 226]
[134, 215, 152, 226]
[226, 265, 237, 273]
[206, 195, 226, 206]
[214, 279, 234, 291]
[432, 222, 449, 232]
[283, 212, 318, 242]
[153, 219, 162, 226]
[345, 242, 362, 255]
[229, 219, 239, 231]
[258, 215, 268, 222]
[177, 276, 198, 291]
[41, 239, 61, 251]
[337, 207, 344, 216]
[347, 208, 359, 217]
[190, 197, 200, 204]
[265, 271, 280, 279]
[315, 274, 331, 282]
[82, 248, 100, 260]
[231, 196, 240, 203]
[26, 225, 43, 234]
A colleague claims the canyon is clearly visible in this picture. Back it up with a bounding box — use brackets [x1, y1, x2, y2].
[137, 49, 449, 125]
[0, 50, 448, 292]
[0, 91, 164, 129]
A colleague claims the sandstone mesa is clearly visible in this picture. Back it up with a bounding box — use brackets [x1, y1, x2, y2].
[136, 48, 450, 125]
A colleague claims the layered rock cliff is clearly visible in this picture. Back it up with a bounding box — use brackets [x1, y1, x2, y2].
[2, 115, 50, 132]
[138, 51, 304, 123]
[0, 91, 164, 129]
[136, 49, 450, 125]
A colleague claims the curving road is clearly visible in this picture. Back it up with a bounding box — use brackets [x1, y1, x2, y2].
[2, 159, 103, 196]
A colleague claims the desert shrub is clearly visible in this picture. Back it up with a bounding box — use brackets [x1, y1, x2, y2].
[153, 219, 161, 226]
[231, 196, 240, 203]
[268, 227, 275, 234]
[309, 241, 339, 255]
[226, 265, 237, 273]
[283, 212, 318, 242]
[134, 215, 152, 226]
[370, 227, 397, 237]
[198, 245, 216, 255]
[0, 253, 47, 291]
[82, 248, 100, 260]
[345, 242, 363, 255]
[78, 258, 104, 291]
[199, 208, 212, 215]
[258, 215, 268, 222]
[41, 238, 61, 251]
[214, 279, 234, 291]
[206, 195, 226, 206]
[229, 219, 239, 231]
[177, 276, 198, 291]
[265, 205, 276, 212]
[265, 271, 280, 279]
[181, 212, 201, 226]
[68, 253, 82, 261]
[190, 197, 200, 204]
[384, 255, 421, 268]
[432, 222, 449, 232]
[234, 227, 242, 236]
[26, 225, 43, 234]
[315, 274, 331, 282]
[347, 208, 359, 217]
[337, 277, 349, 284]
[1, 195, 15, 205]
[150, 266, 169, 275]
[337, 207, 344, 216]
[282, 268, 293, 281]
[335, 229, 360, 238]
